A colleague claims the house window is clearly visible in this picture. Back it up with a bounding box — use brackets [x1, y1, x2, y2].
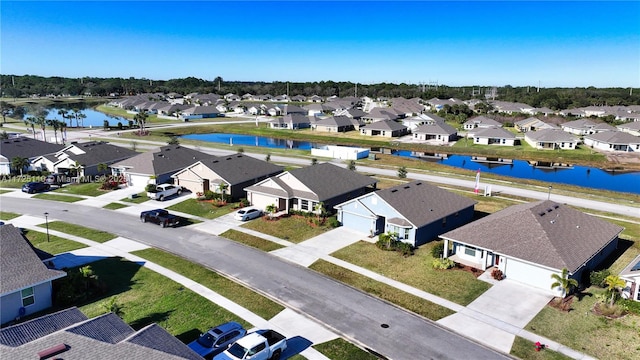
[403, 230, 409, 240]
[464, 247, 476, 257]
[21, 287, 35, 307]
[300, 199, 309, 211]
[501, 139, 506, 144]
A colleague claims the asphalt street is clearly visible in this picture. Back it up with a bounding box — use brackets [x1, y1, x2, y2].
[1, 197, 512, 360]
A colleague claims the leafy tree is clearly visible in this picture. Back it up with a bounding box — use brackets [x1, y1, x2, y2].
[311, 158, 318, 165]
[347, 160, 356, 171]
[397, 166, 407, 178]
[97, 163, 108, 174]
[1, 101, 14, 123]
[102, 296, 124, 318]
[265, 153, 271, 162]
[265, 203, 277, 219]
[550, 268, 578, 298]
[167, 135, 180, 145]
[217, 182, 229, 202]
[604, 275, 626, 307]
[0, 131, 8, 140]
[11, 157, 29, 175]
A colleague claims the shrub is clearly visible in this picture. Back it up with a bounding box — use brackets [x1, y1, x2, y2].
[396, 242, 414, 257]
[203, 190, 215, 200]
[589, 269, 611, 287]
[145, 184, 156, 192]
[376, 238, 396, 251]
[432, 258, 455, 270]
[431, 242, 444, 258]
[620, 299, 640, 315]
[327, 217, 340, 228]
[491, 268, 504, 280]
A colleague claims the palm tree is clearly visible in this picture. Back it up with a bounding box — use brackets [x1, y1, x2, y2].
[70, 108, 81, 127]
[550, 268, 579, 298]
[24, 116, 37, 139]
[217, 182, 228, 202]
[398, 166, 407, 178]
[604, 275, 626, 307]
[60, 121, 68, 144]
[57, 109, 69, 126]
[77, 112, 87, 127]
[265, 203, 277, 220]
[11, 156, 29, 175]
[134, 110, 148, 134]
[347, 160, 357, 171]
[46, 119, 63, 144]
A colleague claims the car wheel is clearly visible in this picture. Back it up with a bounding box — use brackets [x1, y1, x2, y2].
[161, 221, 167, 228]
[270, 350, 281, 360]
[158, 195, 164, 201]
[177, 189, 182, 195]
[140, 217, 146, 223]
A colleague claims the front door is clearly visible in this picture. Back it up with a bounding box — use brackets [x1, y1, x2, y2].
[375, 216, 386, 235]
[495, 254, 500, 266]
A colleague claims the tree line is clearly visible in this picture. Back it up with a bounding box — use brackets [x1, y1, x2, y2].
[1, 74, 638, 110]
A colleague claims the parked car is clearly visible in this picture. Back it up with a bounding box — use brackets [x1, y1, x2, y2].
[139, 209, 181, 228]
[147, 184, 184, 201]
[44, 173, 64, 186]
[234, 207, 262, 221]
[188, 322, 247, 359]
[214, 329, 287, 360]
[21, 181, 50, 194]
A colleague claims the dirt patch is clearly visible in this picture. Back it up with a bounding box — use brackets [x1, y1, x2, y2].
[454, 263, 483, 278]
[548, 296, 574, 311]
[604, 152, 640, 170]
[591, 302, 628, 319]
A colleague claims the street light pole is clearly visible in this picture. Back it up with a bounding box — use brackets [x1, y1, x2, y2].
[547, 186, 552, 201]
[44, 212, 50, 242]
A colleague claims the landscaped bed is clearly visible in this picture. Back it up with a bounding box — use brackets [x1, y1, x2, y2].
[329, 240, 491, 306]
[241, 214, 338, 243]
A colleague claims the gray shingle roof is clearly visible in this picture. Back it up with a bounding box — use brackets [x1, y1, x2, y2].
[472, 127, 516, 139]
[0, 137, 65, 160]
[111, 145, 212, 176]
[414, 122, 457, 135]
[313, 116, 358, 127]
[195, 154, 283, 185]
[288, 163, 377, 201]
[0, 308, 201, 360]
[464, 116, 502, 127]
[440, 201, 624, 272]
[0, 225, 66, 296]
[361, 119, 408, 131]
[376, 181, 476, 228]
[63, 141, 138, 167]
[584, 131, 640, 144]
[525, 129, 578, 143]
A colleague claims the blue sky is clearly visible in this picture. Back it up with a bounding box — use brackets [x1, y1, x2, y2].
[2, 1, 639, 87]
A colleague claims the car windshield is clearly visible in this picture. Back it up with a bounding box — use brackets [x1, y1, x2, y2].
[197, 333, 216, 347]
[227, 343, 248, 358]
[238, 210, 246, 215]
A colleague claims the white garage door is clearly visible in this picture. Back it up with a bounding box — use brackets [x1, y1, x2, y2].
[128, 174, 150, 189]
[505, 258, 555, 294]
[249, 193, 280, 212]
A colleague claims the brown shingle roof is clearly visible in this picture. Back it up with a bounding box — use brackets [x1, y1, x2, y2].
[440, 201, 623, 272]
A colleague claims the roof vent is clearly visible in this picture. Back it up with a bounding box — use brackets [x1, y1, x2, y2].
[554, 205, 559, 209]
[226, 157, 232, 160]
[390, 189, 398, 193]
[37, 343, 68, 359]
[213, 160, 219, 163]
[403, 186, 410, 189]
[539, 212, 545, 216]
[416, 182, 422, 185]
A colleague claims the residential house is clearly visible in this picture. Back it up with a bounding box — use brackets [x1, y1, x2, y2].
[514, 117, 558, 132]
[469, 127, 516, 146]
[32, 141, 138, 178]
[111, 145, 212, 187]
[268, 114, 313, 130]
[308, 95, 324, 103]
[224, 93, 240, 101]
[0, 307, 201, 359]
[440, 200, 623, 296]
[524, 129, 579, 150]
[560, 119, 597, 135]
[424, 98, 465, 111]
[463, 116, 502, 130]
[179, 106, 222, 121]
[1, 225, 66, 325]
[334, 108, 366, 120]
[412, 122, 457, 144]
[361, 107, 400, 123]
[583, 131, 640, 152]
[335, 181, 476, 246]
[311, 116, 361, 132]
[618, 121, 640, 137]
[559, 108, 586, 117]
[0, 137, 65, 175]
[291, 95, 306, 102]
[172, 153, 283, 199]
[620, 255, 640, 302]
[272, 94, 290, 102]
[359, 119, 409, 138]
[156, 103, 188, 119]
[244, 163, 377, 214]
[490, 101, 535, 115]
[401, 113, 446, 131]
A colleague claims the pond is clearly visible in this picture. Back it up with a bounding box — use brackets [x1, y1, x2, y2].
[34, 103, 130, 128]
[185, 133, 640, 194]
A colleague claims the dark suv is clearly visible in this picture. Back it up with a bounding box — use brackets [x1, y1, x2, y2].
[22, 181, 51, 194]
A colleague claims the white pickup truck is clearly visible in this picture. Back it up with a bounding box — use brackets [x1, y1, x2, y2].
[146, 184, 184, 201]
[213, 329, 287, 360]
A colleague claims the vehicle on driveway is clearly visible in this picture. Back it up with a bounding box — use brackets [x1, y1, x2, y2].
[44, 173, 65, 186]
[234, 207, 262, 221]
[214, 329, 287, 360]
[188, 321, 247, 359]
[22, 181, 50, 194]
[140, 209, 181, 228]
[147, 183, 184, 201]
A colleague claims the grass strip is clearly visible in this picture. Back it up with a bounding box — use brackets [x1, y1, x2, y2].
[167, 198, 237, 219]
[221, 229, 285, 252]
[103, 202, 129, 210]
[131, 248, 284, 320]
[38, 221, 117, 243]
[23, 228, 87, 254]
[0, 211, 21, 220]
[309, 259, 454, 321]
[32, 193, 83, 202]
[55, 182, 105, 196]
[313, 338, 379, 360]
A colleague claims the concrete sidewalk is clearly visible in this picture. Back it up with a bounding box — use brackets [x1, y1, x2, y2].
[6, 215, 334, 360]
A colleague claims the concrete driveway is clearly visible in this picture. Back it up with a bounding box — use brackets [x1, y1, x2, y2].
[438, 279, 552, 353]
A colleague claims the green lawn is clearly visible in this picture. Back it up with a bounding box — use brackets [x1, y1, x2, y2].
[23, 228, 87, 254]
[103, 202, 129, 210]
[120, 192, 149, 204]
[242, 215, 337, 243]
[510, 337, 573, 360]
[525, 287, 640, 360]
[309, 259, 454, 321]
[76, 257, 250, 343]
[167, 198, 238, 219]
[0, 176, 30, 188]
[55, 182, 106, 197]
[0, 189, 11, 194]
[38, 221, 117, 243]
[32, 193, 83, 202]
[220, 229, 285, 252]
[131, 248, 284, 320]
[313, 338, 379, 360]
[330, 241, 491, 306]
[0, 211, 21, 220]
